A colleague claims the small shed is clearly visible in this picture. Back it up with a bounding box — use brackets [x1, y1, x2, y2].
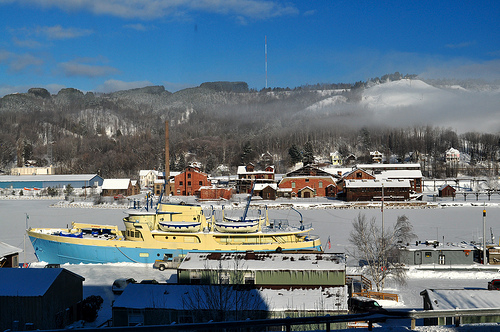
[0, 241, 21, 268]
[101, 178, 136, 197]
[0, 268, 85, 330]
[399, 241, 477, 266]
[438, 184, 456, 198]
[253, 183, 277, 200]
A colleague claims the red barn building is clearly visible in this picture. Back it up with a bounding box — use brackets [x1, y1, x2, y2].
[278, 165, 338, 198]
[174, 166, 210, 196]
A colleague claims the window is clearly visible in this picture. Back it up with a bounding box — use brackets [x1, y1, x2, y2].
[319, 181, 323, 188]
[187, 173, 191, 178]
[305, 178, 309, 182]
[425, 252, 432, 258]
[187, 181, 191, 186]
[292, 182, 296, 188]
[356, 172, 362, 179]
[439, 254, 445, 265]
[179, 181, 183, 186]
[199, 181, 203, 186]
[244, 277, 255, 285]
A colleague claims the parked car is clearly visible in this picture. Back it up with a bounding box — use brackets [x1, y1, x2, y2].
[348, 296, 386, 314]
[112, 277, 136, 294]
[488, 279, 500, 290]
[140, 279, 159, 284]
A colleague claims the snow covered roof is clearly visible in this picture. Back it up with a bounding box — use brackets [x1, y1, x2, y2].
[402, 241, 475, 252]
[422, 289, 500, 310]
[179, 252, 345, 271]
[0, 268, 84, 297]
[139, 170, 158, 176]
[374, 169, 423, 180]
[356, 163, 421, 170]
[0, 241, 22, 257]
[113, 283, 348, 312]
[102, 179, 131, 190]
[344, 179, 410, 188]
[0, 174, 101, 183]
[237, 166, 274, 175]
[253, 183, 277, 191]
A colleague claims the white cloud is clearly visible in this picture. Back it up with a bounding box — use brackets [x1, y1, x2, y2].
[123, 23, 148, 31]
[96, 79, 154, 93]
[445, 41, 475, 49]
[9, 0, 298, 20]
[9, 53, 43, 72]
[35, 25, 93, 40]
[58, 60, 119, 77]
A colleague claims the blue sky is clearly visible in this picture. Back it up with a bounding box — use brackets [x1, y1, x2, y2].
[0, 0, 499, 96]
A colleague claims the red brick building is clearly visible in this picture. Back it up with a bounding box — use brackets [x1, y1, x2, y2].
[343, 179, 411, 201]
[278, 165, 338, 198]
[174, 166, 210, 196]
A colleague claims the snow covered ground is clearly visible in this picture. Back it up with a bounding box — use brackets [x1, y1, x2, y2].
[2, 197, 500, 330]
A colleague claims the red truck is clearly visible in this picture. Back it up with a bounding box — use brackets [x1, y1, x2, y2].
[488, 279, 500, 290]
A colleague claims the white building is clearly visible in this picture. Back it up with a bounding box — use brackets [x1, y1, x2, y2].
[445, 148, 460, 163]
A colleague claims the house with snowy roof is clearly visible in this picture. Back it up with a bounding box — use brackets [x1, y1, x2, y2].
[236, 164, 275, 194]
[112, 283, 348, 327]
[0, 241, 21, 268]
[399, 241, 477, 266]
[139, 169, 159, 188]
[0, 268, 84, 330]
[420, 288, 500, 325]
[445, 147, 460, 163]
[101, 178, 140, 197]
[177, 252, 346, 288]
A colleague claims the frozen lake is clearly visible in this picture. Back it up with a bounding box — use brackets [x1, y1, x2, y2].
[2, 198, 500, 264]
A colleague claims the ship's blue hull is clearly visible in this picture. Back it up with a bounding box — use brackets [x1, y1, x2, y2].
[29, 236, 322, 265]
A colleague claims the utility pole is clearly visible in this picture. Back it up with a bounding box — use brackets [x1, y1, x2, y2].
[483, 208, 487, 265]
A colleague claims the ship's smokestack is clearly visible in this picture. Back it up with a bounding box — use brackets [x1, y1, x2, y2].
[165, 121, 170, 195]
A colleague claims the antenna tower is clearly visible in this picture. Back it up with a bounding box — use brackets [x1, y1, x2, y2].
[265, 35, 268, 89]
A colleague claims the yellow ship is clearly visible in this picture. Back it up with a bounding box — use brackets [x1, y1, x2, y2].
[27, 202, 322, 264]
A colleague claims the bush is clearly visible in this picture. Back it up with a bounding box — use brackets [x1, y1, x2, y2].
[81, 295, 103, 322]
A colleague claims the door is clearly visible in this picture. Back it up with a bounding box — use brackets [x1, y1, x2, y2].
[414, 251, 422, 265]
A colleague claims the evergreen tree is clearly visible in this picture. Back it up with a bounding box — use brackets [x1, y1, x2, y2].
[288, 144, 302, 164]
[302, 141, 315, 165]
[240, 141, 254, 165]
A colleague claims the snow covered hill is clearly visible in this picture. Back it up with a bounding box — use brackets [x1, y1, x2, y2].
[359, 79, 499, 133]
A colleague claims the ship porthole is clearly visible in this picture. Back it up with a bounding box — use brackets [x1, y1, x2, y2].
[276, 247, 283, 253]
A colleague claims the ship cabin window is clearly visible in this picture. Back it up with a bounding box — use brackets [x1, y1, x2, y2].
[190, 277, 201, 285]
[425, 252, 432, 258]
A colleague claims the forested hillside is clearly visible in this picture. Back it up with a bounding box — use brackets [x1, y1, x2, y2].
[0, 76, 499, 178]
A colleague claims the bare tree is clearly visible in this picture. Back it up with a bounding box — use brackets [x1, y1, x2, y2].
[348, 213, 416, 291]
[181, 256, 266, 322]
